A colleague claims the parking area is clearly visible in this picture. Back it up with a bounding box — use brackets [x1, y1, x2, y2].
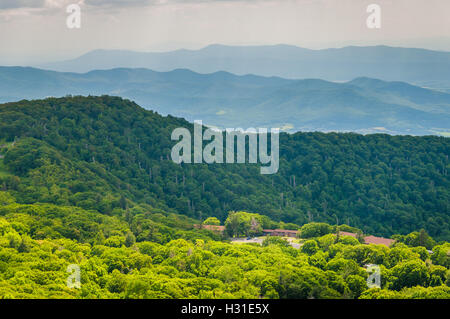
[231, 236, 302, 249]
[231, 237, 264, 245]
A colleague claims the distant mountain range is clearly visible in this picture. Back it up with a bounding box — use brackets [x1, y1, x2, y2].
[40, 44, 450, 92]
[1, 66, 449, 135]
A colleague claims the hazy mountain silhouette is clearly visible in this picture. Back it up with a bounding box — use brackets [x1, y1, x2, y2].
[1, 66, 449, 135]
[40, 44, 450, 91]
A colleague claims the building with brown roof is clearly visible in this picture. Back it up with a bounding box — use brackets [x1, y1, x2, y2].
[339, 231, 395, 247]
[363, 235, 395, 247]
[194, 224, 225, 233]
[339, 231, 358, 238]
[194, 223, 395, 246]
[263, 229, 299, 238]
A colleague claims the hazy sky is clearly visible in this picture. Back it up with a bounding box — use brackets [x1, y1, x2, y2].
[0, 0, 449, 65]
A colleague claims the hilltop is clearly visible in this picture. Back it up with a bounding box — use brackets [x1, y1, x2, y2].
[1, 67, 450, 135]
[0, 96, 448, 240]
[0, 96, 449, 299]
[40, 44, 450, 92]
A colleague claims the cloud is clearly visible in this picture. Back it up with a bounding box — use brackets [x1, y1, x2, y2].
[0, 0, 45, 10]
[0, 0, 304, 19]
[85, 0, 156, 6]
[0, 0, 269, 10]
[0, 0, 81, 21]
[84, 0, 152, 7]
[83, 0, 277, 10]
[0, 0, 82, 10]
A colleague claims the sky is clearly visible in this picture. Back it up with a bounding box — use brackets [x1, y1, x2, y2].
[0, 0, 449, 65]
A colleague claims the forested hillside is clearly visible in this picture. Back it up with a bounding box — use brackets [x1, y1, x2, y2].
[0, 192, 449, 299]
[0, 96, 449, 299]
[0, 96, 448, 240]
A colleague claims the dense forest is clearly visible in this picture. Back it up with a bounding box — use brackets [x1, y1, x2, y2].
[0, 96, 448, 240]
[0, 96, 448, 299]
[0, 192, 449, 299]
